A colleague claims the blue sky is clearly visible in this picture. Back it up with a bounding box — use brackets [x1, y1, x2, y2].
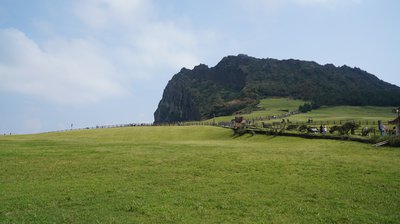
[0, 0, 399, 134]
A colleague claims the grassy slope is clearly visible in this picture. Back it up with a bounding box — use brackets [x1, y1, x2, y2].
[1, 126, 399, 223]
[206, 98, 305, 122]
[289, 106, 395, 123]
[206, 98, 395, 123]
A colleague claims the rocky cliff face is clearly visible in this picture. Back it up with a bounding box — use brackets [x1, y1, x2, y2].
[154, 54, 400, 123]
[154, 73, 201, 123]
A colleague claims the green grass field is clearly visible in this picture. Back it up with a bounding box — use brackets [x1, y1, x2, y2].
[1, 126, 399, 223]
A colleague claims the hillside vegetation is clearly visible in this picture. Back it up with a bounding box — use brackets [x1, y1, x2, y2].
[1, 126, 399, 223]
[155, 54, 400, 123]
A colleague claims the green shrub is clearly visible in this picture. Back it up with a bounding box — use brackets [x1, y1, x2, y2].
[298, 103, 312, 113]
[369, 135, 381, 144]
[234, 127, 247, 136]
[388, 136, 400, 147]
[369, 135, 400, 147]
[286, 124, 299, 131]
[298, 124, 308, 132]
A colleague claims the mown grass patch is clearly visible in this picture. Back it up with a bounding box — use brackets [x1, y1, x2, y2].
[1, 126, 399, 223]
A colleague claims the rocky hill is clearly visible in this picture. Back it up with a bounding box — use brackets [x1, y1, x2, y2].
[154, 54, 400, 123]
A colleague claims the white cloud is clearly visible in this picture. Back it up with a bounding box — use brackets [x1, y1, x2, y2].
[130, 22, 201, 70]
[0, 28, 125, 105]
[75, 0, 154, 28]
[0, 0, 216, 106]
[74, 0, 213, 76]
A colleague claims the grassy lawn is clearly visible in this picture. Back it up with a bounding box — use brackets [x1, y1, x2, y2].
[1, 126, 399, 223]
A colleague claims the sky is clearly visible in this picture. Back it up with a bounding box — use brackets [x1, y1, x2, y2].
[0, 0, 399, 134]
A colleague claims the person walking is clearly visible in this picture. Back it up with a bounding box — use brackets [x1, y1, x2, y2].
[378, 120, 385, 136]
[323, 125, 327, 134]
